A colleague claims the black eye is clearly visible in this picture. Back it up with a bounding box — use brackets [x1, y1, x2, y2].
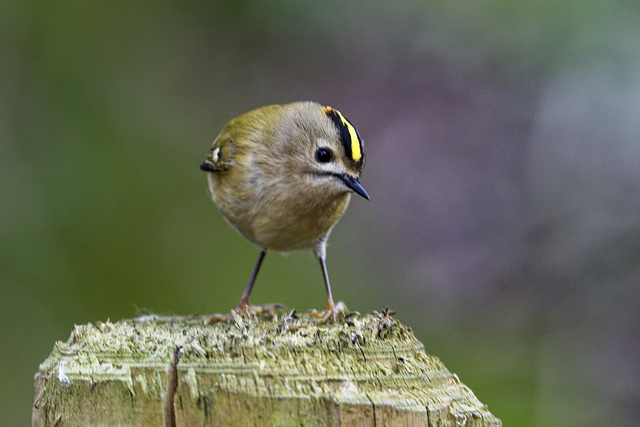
[315, 147, 333, 163]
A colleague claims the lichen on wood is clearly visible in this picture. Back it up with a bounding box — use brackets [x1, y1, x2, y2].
[33, 311, 501, 426]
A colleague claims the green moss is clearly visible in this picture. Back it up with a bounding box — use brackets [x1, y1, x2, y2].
[33, 313, 501, 426]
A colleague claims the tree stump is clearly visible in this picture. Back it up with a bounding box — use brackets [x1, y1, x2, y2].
[33, 311, 501, 426]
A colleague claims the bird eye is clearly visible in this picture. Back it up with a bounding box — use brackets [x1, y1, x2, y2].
[315, 147, 333, 163]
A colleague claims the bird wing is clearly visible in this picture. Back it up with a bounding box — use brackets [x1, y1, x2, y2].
[200, 131, 235, 172]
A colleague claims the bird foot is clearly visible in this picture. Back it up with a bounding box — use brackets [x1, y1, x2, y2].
[205, 302, 288, 324]
[305, 300, 348, 324]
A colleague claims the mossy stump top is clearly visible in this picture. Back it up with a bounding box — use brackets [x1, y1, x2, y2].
[33, 311, 501, 426]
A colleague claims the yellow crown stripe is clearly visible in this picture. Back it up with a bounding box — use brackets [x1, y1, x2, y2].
[334, 110, 362, 162]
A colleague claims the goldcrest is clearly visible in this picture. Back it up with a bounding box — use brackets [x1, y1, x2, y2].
[200, 101, 369, 323]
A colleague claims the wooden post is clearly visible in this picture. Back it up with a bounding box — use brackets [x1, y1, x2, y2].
[33, 311, 501, 426]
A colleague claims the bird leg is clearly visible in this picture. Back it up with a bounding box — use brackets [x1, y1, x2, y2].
[305, 257, 348, 323]
[206, 250, 287, 323]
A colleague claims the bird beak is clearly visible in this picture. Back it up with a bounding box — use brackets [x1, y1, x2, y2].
[341, 174, 370, 200]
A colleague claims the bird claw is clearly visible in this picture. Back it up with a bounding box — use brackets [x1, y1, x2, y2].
[305, 300, 348, 324]
[205, 302, 288, 324]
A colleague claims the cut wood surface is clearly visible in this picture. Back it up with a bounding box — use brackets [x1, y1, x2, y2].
[33, 311, 501, 426]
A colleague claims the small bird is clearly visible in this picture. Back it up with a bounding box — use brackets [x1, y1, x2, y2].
[200, 101, 369, 323]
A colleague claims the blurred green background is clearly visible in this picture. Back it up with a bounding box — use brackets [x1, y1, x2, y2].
[3, 0, 640, 425]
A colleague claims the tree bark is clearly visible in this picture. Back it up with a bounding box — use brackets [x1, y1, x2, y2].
[33, 312, 501, 426]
